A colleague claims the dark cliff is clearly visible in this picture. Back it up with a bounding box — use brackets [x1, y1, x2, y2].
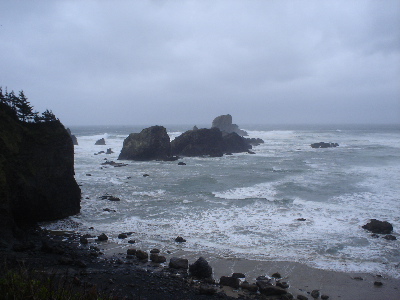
[0, 102, 81, 243]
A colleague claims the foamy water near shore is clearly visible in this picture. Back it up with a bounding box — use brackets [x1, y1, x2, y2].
[43, 124, 400, 286]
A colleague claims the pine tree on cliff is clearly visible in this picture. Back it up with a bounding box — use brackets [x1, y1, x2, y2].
[40, 109, 58, 122]
[6, 90, 19, 114]
[15, 90, 34, 122]
[0, 87, 4, 104]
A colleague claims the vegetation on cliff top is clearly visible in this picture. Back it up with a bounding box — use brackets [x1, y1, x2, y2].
[0, 87, 57, 123]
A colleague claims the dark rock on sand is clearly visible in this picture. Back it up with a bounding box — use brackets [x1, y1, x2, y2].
[362, 219, 393, 234]
[80, 237, 89, 244]
[150, 253, 167, 263]
[321, 295, 330, 300]
[232, 272, 246, 279]
[178, 162, 186, 165]
[169, 257, 189, 269]
[374, 281, 383, 286]
[297, 295, 309, 300]
[127, 248, 137, 255]
[257, 280, 288, 296]
[198, 284, 217, 295]
[240, 281, 258, 292]
[95, 138, 106, 145]
[211, 114, 248, 136]
[310, 142, 339, 148]
[118, 126, 173, 161]
[271, 272, 282, 278]
[219, 276, 240, 289]
[150, 248, 160, 254]
[276, 281, 290, 289]
[135, 250, 149, 260]
[118, 233, 128, 239]
[311, 289, 320, 298]
[189, 257, 213, 278]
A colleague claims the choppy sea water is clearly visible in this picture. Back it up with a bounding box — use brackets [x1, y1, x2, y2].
[43, 124, 400, 278]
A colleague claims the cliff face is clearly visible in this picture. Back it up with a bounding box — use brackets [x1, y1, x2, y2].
[0, 102, 81, 242]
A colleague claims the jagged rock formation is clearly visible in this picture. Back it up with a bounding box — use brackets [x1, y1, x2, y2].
[171, 128, 251, 157]
[118, 126, 174, 161]
[66, 128, 78, 145]
[0, 102, 81, 244]
[95, 138, 106, 145]
[212, 114, 248, 136]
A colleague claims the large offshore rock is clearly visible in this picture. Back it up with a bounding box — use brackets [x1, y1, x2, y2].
[222, 132, 252, 153]
[118, 126, 173, 161]
[171, 128, 225, 157]
[211, 114, 247, 136]
[66, 128, 78, 145]
[0, 102, 81, 243]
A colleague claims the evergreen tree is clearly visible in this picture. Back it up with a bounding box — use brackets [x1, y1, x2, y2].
[0, 87, 5, 104]
[16, 90, 34, 122]
[7, 90, 19, 113]
[41, 109, 58, 122]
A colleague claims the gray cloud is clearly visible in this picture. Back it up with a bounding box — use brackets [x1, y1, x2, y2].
[1, 0, 399, 125]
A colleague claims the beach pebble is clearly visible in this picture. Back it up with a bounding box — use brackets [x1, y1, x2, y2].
[297, 295, 309, 300]
[257, 281, 288, 296]
[127, 248, 137, 255]
[383, 234, 396, 240]
[150, 248, 160, 254]
[189, 257, 212, 278]
[271, 272, 282, 278]
[321, 295, 329, 300]
[150, 253, 166, 263]
[232, 272, 245, 279]
[220, 276, 240, 289]
[276, 281, 289, 289]
[118, 233, 128, 239]
[128, 239, 136, 244]
[135, 250, 148, 260]
[311, 289, 320, 298]
[240, 281, 258, 292]
[169, 257, 189, 269]
[198, 284, 217, 295]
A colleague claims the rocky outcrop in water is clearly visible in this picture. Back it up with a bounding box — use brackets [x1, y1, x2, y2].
[311, 142, 339, 148]
[0, 102, 81, 245]
[95, 138, 106, 145]
[362, 219, 393, 234]
[171, 128, 251, 157]
[66, 128, 78, 145]
[118, 126, 174, 161]
[212, 114, 248, 136]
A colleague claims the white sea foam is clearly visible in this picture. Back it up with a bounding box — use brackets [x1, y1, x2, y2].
[213, 182, 277, 200]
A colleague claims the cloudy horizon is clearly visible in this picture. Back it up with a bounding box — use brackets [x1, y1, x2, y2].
[1, 0, 399, 126]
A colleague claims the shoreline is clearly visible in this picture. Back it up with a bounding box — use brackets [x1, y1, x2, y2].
[2, 228, 399, 300]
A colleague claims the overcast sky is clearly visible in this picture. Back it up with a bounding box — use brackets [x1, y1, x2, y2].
[1, 1, 399, 126]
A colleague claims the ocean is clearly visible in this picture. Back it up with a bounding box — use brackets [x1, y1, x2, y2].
[42, 124, 400, 279]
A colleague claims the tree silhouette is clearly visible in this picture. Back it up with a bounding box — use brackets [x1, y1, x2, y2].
[15, 90, 34, 122]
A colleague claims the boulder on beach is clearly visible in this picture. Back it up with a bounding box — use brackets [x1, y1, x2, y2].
[189, 257, 213, 278]
[212, 114, 248, 136]
[219, 276, 240, 289]
[362, 219, 393, 234]
[169, 257, 189, 269]
[118, 126, 174, 161]
[95, 138, 106, 145]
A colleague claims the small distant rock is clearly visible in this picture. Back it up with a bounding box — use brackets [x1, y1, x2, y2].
[127, 248, 137, 255]
[118, 233, 128, 239]
[128, 239, 136, 244]
[276, 281, 289, 289]
[97, 233, 108, 241]
[311, 142, 339, 148]
[189, 257, 213, 279]
[240, 281, 258, 292]
[383, 234, 396, 240]
[169, 257, 188, 269]
[103, 208, 116, 212]
[80, 237, 88, 244]
[257, 281, 287, 296]
[178, 162, 186, 165]
[297, 218, 307, 221]
[106, 148, 114, 154]
[362, 219, 393, 234]
[297, 295, 309, 300]
[321, 295, 329, 300]
[175, 236, 186, 243]
[86, 174, 92, 176]
[143, 174, 150, 177]
[95, 138, 106, 145]
[150, 248, 160, 254]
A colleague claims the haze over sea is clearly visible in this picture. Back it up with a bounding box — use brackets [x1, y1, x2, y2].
[43, 124, 400, 279]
